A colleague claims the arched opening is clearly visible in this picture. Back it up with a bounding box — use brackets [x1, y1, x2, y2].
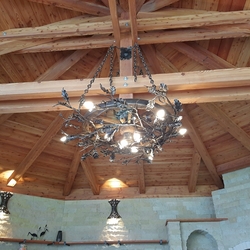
[186, 230, 218, 250]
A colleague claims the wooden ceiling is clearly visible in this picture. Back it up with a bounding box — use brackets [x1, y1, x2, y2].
[0, 0, 250, 200]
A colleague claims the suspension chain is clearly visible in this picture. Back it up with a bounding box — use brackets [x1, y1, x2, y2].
[82, 45, 115, 96]
[134, 43, 154, 85]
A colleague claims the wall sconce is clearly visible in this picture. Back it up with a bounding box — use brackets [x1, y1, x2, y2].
[107, 199, 121, 219]
[0, 191, 13, 214]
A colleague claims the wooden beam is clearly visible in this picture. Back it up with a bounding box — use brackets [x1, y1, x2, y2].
[128, 0, 138, 43]
[188, 149, 201, 193]
[169, 42, 235, 69]
[2, 11, 250, 40]
[36, 50, 90, 81]
[140, 0, 180, 12]
[182, 110, 224, 188]
[108, 0, 120, 47]
[1, 67, 250, 101]
[63, 148, 82, 196]
[27, 0, 110, 16]
[6, 112, 69, 185]
[0, 38, 58, 56]
[217, 155, 250, 175]
[137, 163, 145, 194]
[198, 103, 250, 152]
[15, 23, 250, 53]
[1, 86, 249, 114]
[81, 158, 100, 195]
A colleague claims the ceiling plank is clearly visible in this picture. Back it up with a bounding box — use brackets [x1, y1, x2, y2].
[27, 0, 110, 16]
[217, 155, 250, 175]
[1, 86, 249, 114]
[81, 158, 100, 195]
[2, 11, 250, 40]
[140, 0, 180, 12]
[141, 45, 163, 73]
[36, 50, 90, 81]
[63, 148, 82, 196]
[6, 112, 69, 185]
[198, 103, 250, 152]
[0, 114, 13, 125]
[119, 0, 129, 11]
[156, 49, 179, 73]
[137, 163, 145, 194]
[169, 42, 235, 69]
[136, 0, 146, 13]
[182, 109, 224, 188]
[1, 67, 250, 101]
[188, 148, 201, 193]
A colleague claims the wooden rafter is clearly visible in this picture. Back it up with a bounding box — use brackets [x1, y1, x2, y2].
[81, 158, 100, 195]
[137, 163, 146, 194]
[63, 148, 82, 196]
[188, 149, 201, 193]
[140, 0, 180, 12]
[182, 109, 224, 188]
[6, 112, 69, 185]
[27, 0, 110, 16]
[36, 50, 90, 81]
[169, 42, 235, 69]
[198, 103, 250, 152]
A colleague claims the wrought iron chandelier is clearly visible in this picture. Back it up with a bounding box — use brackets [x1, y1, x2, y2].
[58, 44, 185, 164]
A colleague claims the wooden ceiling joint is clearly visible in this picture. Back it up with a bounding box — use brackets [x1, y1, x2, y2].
[182, 109, 224, 188]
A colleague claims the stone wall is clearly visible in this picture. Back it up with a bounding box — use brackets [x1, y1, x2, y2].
[0, 196, 215, 250]
[212, 167, 250, 250]
[1, 167, 250, 250]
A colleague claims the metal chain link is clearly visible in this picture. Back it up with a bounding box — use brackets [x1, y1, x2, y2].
[83, 45, 115, 96]
[133, 45, 138, 82]
[134, 43, 154, 85]
[82, 43, 154, 97]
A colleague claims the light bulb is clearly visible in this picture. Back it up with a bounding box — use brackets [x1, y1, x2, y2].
[131, 147, 138, 153]
[60, 136, 67, 142]
[179, 128, 187, 135]
[119, 139, 129, 149]
[84, 101, 95, 111]
[156, 109, 165, 120]
[133, 131, 141, 142]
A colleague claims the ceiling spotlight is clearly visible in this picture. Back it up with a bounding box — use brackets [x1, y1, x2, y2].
[57, 44, 184, 164]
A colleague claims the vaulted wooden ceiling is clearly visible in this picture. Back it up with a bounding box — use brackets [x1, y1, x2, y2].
[0, 0, 250, 200]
